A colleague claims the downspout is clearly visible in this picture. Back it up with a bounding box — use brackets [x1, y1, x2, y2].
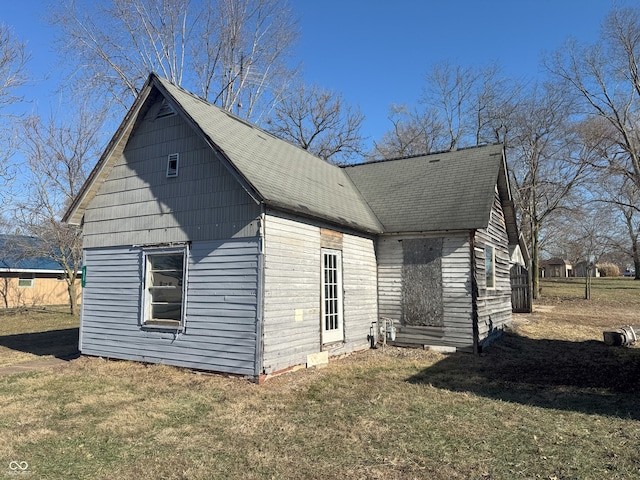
[255, 206, 266, 381]
[470, 230, 479, 355]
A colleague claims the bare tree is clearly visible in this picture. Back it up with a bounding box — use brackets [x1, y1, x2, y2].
[594, 173, 640, 279]
[507, 81, 587, 298]
[373, 63, 523, 160]
[15, 107, 105, 315]
[419, 62, 519, 150]
[420, 62, 482, 150]
[51, 0, 298, 122]
[0, 23, 28, 111]
[0, 23, 29, 196]
[547, 6, 640, 190]
[371, 104, 447, 159]
[266, 83, 366, 164]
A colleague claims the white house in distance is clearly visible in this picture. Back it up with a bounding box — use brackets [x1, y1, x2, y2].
[64, 74, 521, 382]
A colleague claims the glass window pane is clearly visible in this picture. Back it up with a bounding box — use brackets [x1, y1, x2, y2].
[150, 254, 183, 272]
[151, 303, 182, 321]
[149, 287, 182, 303]
[145, 251, 185, 325]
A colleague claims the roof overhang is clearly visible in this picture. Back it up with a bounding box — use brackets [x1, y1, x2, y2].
[496, 147, 520, 246]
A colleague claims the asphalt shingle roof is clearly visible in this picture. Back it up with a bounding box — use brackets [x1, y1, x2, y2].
[343, 144, 504, 233]
[155, 76, 384, 233]
[65, 74, 512, 239]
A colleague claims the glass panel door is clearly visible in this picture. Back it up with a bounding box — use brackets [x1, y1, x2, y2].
[321, 249, 343, 344]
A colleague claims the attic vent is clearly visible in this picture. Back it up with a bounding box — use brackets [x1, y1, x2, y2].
[166, 153, 179, 178]
[156, 99, 176, 119]
[429, 159, 440, 163]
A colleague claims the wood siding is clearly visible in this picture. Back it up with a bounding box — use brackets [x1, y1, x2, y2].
[82, 99, 261, 249]
[80, 239, 259, 375]
[0, 275, 80, 308]
[474, 189, 513, 345]
[376, 234, 474, 350]
[262, 213, 377, 374]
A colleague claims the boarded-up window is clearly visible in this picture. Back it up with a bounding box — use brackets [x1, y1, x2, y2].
[401, 238, 443, 326]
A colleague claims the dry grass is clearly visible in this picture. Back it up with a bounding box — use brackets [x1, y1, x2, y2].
[1, 281, 640, 479]
[0, 307, 78, 367]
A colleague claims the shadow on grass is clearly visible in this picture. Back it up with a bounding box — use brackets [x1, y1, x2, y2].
[408, 332, 640, 420]
[0, 328, 80, 360]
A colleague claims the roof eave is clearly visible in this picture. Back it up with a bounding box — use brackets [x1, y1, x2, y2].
[265, 200, 383, 235]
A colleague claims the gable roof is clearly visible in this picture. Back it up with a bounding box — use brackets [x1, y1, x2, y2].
[64, 74, 518, 243]
[0, 235, 64, 273]
[64, 74, 383, 233]
[344, 144, 513, 234]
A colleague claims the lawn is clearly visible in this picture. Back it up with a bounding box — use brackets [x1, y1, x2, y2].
[1, 279, 639, 479]
[0, 307, 78, 368]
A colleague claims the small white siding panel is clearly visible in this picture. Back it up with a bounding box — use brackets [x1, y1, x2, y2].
[376, 234, 474, 350]
[261, 213, 377, 374]
[81, 239, 259, 375]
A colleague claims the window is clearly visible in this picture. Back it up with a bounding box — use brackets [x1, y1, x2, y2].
[143, 249, 186, 328]
[166, 153, 179, 178]
[18, 275, 35, 288]
[485, 245, 495, 289]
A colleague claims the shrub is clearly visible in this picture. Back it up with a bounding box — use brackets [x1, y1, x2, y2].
[597, 262, 620, 277]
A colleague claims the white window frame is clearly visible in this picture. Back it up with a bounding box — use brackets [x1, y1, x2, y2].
[166, 153, 179, 178]
[321, 248, 344, 344]
[142, 247, 187, 329]
[485, 244, 496, 290]
[18, 274, 35, 288]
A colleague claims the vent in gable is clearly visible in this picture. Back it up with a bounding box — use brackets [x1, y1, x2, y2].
[156, 99, 176, 119]
[166, 153, 179, 178]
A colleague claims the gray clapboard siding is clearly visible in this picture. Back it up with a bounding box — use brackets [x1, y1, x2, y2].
[80, 239, 259, 375]
[377, 234, 474, 349]
[474, 189, 512, 344]
[261, 213, 377, 374]
[82, 100, 261, 249]
[335, 231, 378, 355]
[262, 215, 322, 373]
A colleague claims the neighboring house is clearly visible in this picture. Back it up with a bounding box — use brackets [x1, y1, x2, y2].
[0, 235, 79, 308]
[540, 258, 573, 278]
[63, 74, 521, 381]
[573, 261, 600, 278]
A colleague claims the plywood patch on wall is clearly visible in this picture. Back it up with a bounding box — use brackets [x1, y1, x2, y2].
[401, 238, 444, 326]
[320, 228, 343, 250]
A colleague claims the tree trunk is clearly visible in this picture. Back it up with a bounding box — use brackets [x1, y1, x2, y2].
[67, 279, 79, 316]
[585, 264, 591, 300]
[531, 221, 540, 299]
[633, 240, 640, 281]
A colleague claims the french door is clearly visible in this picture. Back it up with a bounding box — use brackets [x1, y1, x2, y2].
[321, 249, 344, 344]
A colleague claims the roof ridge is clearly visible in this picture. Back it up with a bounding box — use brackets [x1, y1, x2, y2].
[347, 143, 503, 168]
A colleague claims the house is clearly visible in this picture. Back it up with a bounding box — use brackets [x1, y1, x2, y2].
[0, 234, 79, 308]
[63, 73, 521, 381]
[540, 258, 573, 278]
[573, 260, 600, 278]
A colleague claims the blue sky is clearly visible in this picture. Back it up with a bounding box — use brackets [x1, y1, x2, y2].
[2, 0, 637, 146]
